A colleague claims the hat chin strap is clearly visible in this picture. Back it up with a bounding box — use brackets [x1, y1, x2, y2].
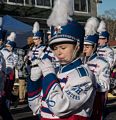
[59, 42, 79, 64]
[70, 42, 79, 62]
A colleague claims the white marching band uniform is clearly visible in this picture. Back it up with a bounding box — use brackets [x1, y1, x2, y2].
[1, 48, 18, 75]
[97, 45, 114, 68]
[97, 20, 114, 68]
[39, 58, 96, 119]
[85, 53, 110, 92]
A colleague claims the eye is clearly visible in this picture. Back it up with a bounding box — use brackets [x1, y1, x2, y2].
[61, 47, 66, 49]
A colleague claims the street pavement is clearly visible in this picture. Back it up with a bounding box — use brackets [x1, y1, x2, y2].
[0, 94, 116, 120]
[104, 93, 116, 120]
[0, 103, 39, 120]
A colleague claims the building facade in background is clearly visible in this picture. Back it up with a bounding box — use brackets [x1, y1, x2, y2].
[0, 0, 97, 31]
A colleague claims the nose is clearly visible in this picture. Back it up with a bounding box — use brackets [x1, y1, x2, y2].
[57, 48, 62, 56]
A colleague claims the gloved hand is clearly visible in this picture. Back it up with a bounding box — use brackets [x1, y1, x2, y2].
[38, 58, 55, 77]
[30, 66, 42, 81]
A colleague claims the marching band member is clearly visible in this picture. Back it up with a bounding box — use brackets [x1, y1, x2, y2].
[97, 20, 114, 68]
[28, 0, 97, 119]
[97, 20, 114, 110]
[83, 17, 110, 120]
[1, 32, 18, 103]
[0, 51, 14, 120]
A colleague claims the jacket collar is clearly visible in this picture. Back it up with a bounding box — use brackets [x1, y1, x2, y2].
[59, 58, 82, 73]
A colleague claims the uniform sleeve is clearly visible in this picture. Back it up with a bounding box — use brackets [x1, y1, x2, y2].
[107, 49, 114, 68]
[42, 70, 95, 117]
[27, 77, 42, 115]
[97, 63, 110, 92]
[13, 53, 18, 67]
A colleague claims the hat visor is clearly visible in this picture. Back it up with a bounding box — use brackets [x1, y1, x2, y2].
[33, 36, 40, 39]
[84, 40, 94, 45]
[49, 38, 77, 46]
[99, 36, 106, 39]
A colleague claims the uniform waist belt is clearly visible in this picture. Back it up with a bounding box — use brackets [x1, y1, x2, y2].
[31, 64, 39, 68]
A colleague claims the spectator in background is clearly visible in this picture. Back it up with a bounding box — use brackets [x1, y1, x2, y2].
[15, 36, 34, 105]
[16, 48, 26, 103]
[23, 36, 34, 55]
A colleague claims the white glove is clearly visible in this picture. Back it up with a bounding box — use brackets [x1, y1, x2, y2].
[39, 58, 55, 77]
[30, 66, 42, 81]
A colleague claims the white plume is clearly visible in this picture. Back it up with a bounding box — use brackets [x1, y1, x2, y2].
[0, 17, 2, 27]
[85, 17, 99, 36]
[47, 0, 74, 27]
[97, 20, 106, 33]
[7, 32, 16, 41]
[32, 21, 40, 33]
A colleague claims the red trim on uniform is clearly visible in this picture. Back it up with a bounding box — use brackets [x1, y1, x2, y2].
[28, 87, 42, 97]
[41, 114, 89, 120]
[43, 80, 57, 98]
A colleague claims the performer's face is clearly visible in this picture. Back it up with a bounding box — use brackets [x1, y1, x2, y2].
[33, 37, 42, 46]
[52, 43, 78, 64]
[83, 44, 93, 56]
[98, 38, 107, 46]
[6, 45, 12, 51]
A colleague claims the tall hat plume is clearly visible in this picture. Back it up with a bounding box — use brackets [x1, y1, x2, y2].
[97, 20, 109, 40]
[32, 21, 43, 39]
[47, 0, 74, 27]
[97, 20, 106, 33]
[32, 21, 40, 34]
[6, 32, 16, 48]
[47, 0, 85, 53]
[84, 17, 99, 45]
[7, 32, 16, 41]
[85, 17, 99, 36]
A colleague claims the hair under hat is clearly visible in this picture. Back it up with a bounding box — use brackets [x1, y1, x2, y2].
[32, 21, 43, 39]
[84, 17, 99, 45]
[97, 20, 109, 40]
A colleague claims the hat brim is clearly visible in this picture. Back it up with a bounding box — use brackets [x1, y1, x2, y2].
[33, 36, 40, 39]
[49, 38, 77, 46]
[84, 41, 93, 45]
[99, 36, 106, 39]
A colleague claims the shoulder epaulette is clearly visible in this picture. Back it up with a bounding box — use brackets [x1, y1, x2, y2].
[76, 66, 89, 77]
